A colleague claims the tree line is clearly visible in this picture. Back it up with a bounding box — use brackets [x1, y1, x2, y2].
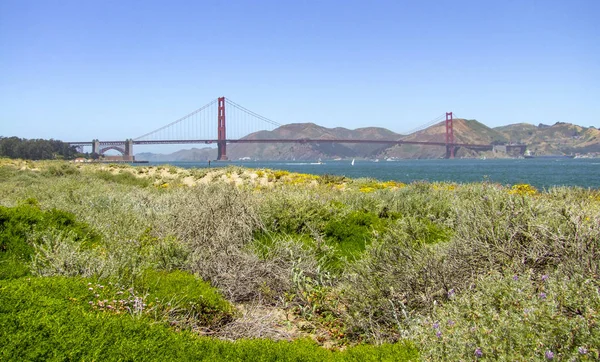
[0, 136, 79, 160]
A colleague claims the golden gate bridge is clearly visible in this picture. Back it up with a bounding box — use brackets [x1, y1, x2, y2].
[67, 97, 527, 160]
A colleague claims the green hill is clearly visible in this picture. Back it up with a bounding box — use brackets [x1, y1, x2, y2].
[495, 122, 600, 155]
[136, 120, 600, 161]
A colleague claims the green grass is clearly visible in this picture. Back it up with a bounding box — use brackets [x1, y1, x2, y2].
[0, 276, 418, 361]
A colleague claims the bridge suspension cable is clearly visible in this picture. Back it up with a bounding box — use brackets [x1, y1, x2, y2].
[225, 99, 282, 128]
[134, 98, 218, 141]
[134, 97, 284, 142]
[402, 113, 446, 135]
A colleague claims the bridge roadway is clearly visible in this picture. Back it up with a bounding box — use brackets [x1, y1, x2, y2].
[68, 138, 514, 151]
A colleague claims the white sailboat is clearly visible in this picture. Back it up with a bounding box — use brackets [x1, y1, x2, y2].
[351, 159, 355, 166]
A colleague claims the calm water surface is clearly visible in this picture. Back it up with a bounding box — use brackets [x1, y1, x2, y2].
[149, 158, 600, 190]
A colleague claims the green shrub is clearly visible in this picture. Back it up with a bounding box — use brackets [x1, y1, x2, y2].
[0, 201, 99, 279]
[0, 165, 17, 181]
[411, 271, 600, 360]
[324, 210, 385, 257]
[135, 269, 233, 327]
[0, 276, 419, 361]
[42, 163, 79, 177]
[450, 184, 600, 278]
[146, 234, 190, 271]
[340, 183, 600, 343]
[318, 174, 347, 185]
[95, 170, 150, 187]
[389, 216, 452, 247]
[258, 188, 336, 234]
[192, 167, 210, 179]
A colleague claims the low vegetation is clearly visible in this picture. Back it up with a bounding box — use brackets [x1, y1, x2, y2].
[1, 158, 598, 360]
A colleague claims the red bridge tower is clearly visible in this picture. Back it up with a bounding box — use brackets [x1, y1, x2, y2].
[217, 97, 228, 161]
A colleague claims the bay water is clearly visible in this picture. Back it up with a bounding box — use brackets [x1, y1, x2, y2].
[149, 158, 600, 190]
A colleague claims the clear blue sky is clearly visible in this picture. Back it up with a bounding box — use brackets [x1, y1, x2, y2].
[1, 0, 599, 147]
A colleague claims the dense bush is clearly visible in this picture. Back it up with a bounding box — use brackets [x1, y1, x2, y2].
[411, 271, 600, 360]
[95, 170, 150, 187]
[321, 210, 391, 271]
[134, 269, 233, 328]
[0, 276, 418, 361]
[0, 200, 99, 279]
[42, 163, 80, 177]
[340, 183, 600, 345]
[257, 188, 337, 234]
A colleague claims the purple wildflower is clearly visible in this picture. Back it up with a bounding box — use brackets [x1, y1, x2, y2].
[448, 288, 455, 298]
[513, 275, 519, 281]
[578, 347, 588, 355]
[541, 274, 549, 282]
[436, 331, 442, 338]
[539, 292, 547, 299]
[432, 322, 440, 329]
[474, 347, 483, 358]
[545, 350, 554, 360]
[448, 320, 455, 327]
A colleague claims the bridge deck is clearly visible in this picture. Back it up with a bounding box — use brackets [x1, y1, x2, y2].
[68, 139, 526, 150]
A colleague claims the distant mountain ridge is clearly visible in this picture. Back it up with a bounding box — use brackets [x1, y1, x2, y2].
[496, 122, 600, 155]
[226, 123, 402, 160]
[135, 120, 600, 161]
[137, 147, 216, 162]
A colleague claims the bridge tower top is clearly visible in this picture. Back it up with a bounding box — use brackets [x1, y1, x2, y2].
[445, 112, 455, 159]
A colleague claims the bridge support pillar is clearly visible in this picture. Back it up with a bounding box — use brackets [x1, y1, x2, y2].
[217, 96, 228, 161]
[446, 145, 454, 159]
[124, 139, 134, 161]
[92, 139, 100, 155]
[445, 112, 455, 159]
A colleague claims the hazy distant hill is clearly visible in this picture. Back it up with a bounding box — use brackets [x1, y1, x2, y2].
[136, 147, 216, 162]
[225, 123, 402, 160]
[383, 119, 510, 159]
[136, 120, 600, 161]
[494, 122, 600, 155]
